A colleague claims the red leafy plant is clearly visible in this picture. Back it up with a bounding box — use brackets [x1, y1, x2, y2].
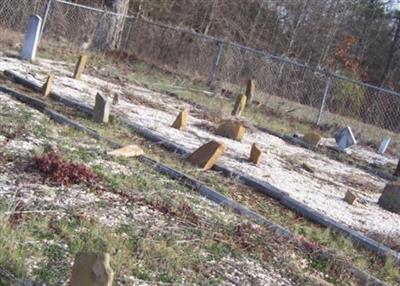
[32, 151, 99, 186]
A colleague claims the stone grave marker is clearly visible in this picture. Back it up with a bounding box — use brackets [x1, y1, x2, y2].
[232, 94, 247, 116]
[93, 93, 111, 123]
[188, 141, 225, 170]
[20, 15, 42, 61]
[216, 120, 246, 141]
[245, 79, 256, 104]
[73, 54, 89, 80]
[112, 93, 119, 105]
[172, 110, 188, 130]
[42, 75, 54, 97]
[395, 160, 400, 177]
[378, 182, 400, 214]
[303, 132, 322, 147]
[344, 191, 357, 205]
[69, 252, 113, 286]
[249, 143, 262, 165]
[378, 137, 391, 154]
[335, 127, 357, 150]
[108, 145, 144, 157]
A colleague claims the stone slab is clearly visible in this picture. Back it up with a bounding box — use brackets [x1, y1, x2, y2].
[378, 182, 400, 214]
[21, 15, 42, 61]
[108, 145, 144, 157]
[245, 79, 256, 104]
[188, 140, 225, 170]
[42, 75, 54, 97]
[249, 143, 262, 165]
[73, 54, 89, 80]
[172, 110, 188, 130]
[215, 120, 246, 141]
[344, 191, 357, 205]
[231, 94, 247, 116]
[93, 93, 111, 123]
[378, 137, 391, 154]
[69, 252, 113, 286]
[335, 126, 357, 150]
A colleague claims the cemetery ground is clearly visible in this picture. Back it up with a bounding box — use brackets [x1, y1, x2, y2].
[2, 41, 399, 285]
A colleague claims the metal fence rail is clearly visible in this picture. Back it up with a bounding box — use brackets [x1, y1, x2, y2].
[1, 0, 400, 138]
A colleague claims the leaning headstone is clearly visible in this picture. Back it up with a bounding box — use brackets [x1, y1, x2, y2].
[108, 145, 144, 157]
[303, 132, 322, 147]
[378, 137, 391, 155]
[188, 141, 225, 170]
[73, 54, 89, 80]
[93, 93, 111, 123]
[172, 110, 188, 130]
[215, 120, 246, 141]
[42, 75, 54, 97]
[335, 127, 357, 150]
[249, 143, 262, 165]
[20, 15, 42, 61]
[231, 94, 247, 116]
[245, 79, 256, 104]
[344, 191, 357, 205]
[69, 252, 113, 286]
[378, 182, 400, 214]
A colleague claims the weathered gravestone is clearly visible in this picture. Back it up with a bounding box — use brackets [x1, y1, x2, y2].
[344, 191, 357, 205]
[188, 141, 226, 170]
[303, 132, 322, 147]
[249, 143, 262, 165]
[215, 120, 246, 141]
[172, 110, 188, 130]
[93, 93, 111, 123]
[378, 182, 400, 214]
[378, 137, 391, 155]
[73, 54, 89, 80]
[395, 160, 400, 177]
[335, 127, 357, 150]
[69, 252, 113, 286]
[42, 75, 54, 97]
[245, 79, 256, 104]
[232, 94, 247, 116]
[20, 15, 42, 61]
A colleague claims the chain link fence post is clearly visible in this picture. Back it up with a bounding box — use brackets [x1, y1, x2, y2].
[207, 40, 224, 87]
[40, 0, 53, 41]
[316, 76, 332, 126]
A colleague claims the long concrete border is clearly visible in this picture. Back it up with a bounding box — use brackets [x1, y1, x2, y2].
[0, 84, 389, 285]
[3, 70, 400, 266]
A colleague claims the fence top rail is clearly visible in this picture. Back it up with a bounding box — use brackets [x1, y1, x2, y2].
[53, 0, 400, 98]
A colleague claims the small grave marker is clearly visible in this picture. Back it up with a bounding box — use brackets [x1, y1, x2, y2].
[249, 143, 262, 165]
[42, 75, 54, 97]
[112, 93, 119, 105]
[344, 191, 357, 205]
[21, 15, 42, 61]
[69, 252, 114, 286]
[188, 141, 225, 170]
[232, 94, 247, 116]
[73, 54, 89, 80]
[172, 110, 188, 130]
[378, 182, 400, 214]
[216, 120, 246, 141]
[335, 127, 357, 150]
[93, 93, 111, 123]
[394, 160, 400, 177]
[303, 132, 322, 147]
[378, 137, 391, 154]
[108, 145, 144, 157]
[245, 79, 256, 104]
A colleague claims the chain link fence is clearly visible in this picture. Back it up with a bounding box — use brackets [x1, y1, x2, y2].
[1, 0, 400, 147]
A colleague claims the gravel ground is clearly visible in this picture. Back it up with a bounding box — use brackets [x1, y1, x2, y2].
[0, 56, 399, 248]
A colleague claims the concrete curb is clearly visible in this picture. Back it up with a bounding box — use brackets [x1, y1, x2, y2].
[0, 84, 389, 285]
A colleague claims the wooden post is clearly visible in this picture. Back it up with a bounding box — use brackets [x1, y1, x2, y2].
[42, 75, 54, 97]
[73, 54, 89, 80]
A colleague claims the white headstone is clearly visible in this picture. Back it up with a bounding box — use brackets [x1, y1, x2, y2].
[378, 137, 391, 154]
[335, 126, 357, 150]
[21, 15, 42, 61]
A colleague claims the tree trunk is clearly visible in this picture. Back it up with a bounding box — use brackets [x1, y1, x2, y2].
[91, 0, 130, 51]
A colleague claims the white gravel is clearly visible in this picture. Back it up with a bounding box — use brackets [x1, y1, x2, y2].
[1, 56, 399, 247]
